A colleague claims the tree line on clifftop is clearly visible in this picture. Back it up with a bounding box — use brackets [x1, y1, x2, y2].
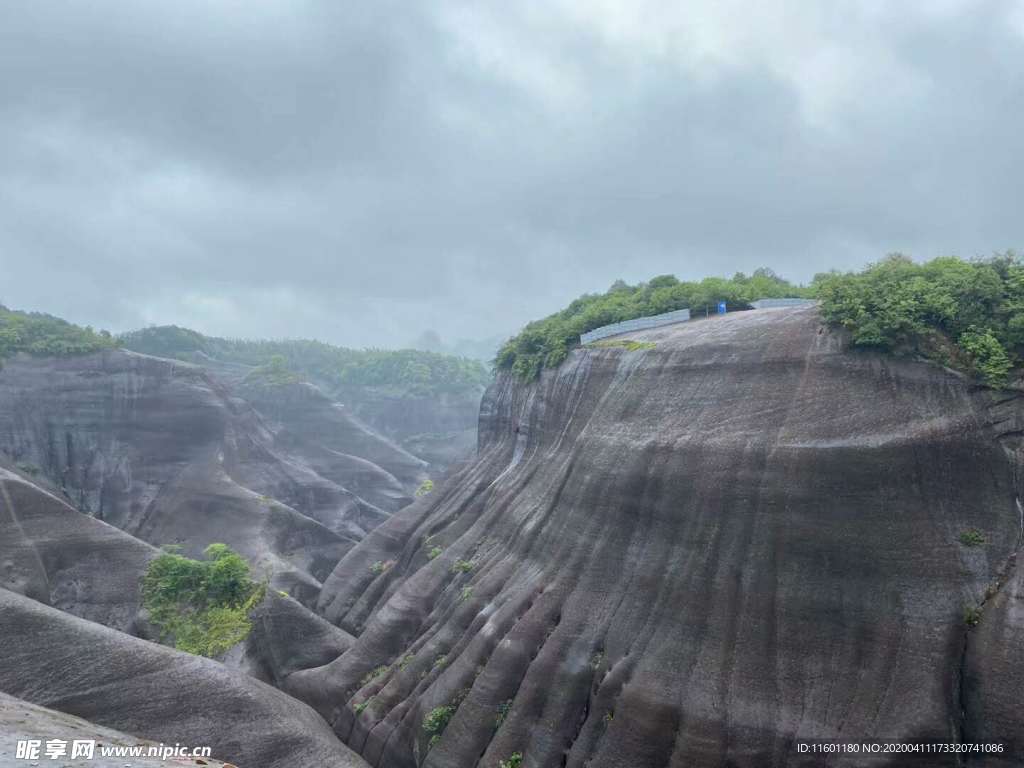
[0, 309, 490, 398]
[495, 268, 811, 378]
[5, 252, 1023, 389]
[0, 305, 116, 364]
[118, 327, 491, 398]
[496, 253, 1024, 387]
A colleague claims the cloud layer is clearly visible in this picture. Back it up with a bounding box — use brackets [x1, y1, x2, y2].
[2, 1, 1022, 348]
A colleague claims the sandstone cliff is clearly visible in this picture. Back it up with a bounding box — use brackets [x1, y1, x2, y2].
[0, 464, 156, 632]
[282, 306, 1024, 767]
[0, 349, 377, 604]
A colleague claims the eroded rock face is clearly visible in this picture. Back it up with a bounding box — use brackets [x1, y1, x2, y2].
[233, 589, 357, 687]
[0, 349, 398, 604]
[0, 588, 368, 768]
[0, 465, 156, 632]
[337, 389, 482, 473]
[286, 307, 1022, 767]
[180, 349, 483, 475]
[234, 376, 427, 511]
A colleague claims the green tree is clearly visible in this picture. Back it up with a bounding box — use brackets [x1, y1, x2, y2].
[960, 327, 1011, 387]
[141, 543, 265, 658]
[818, 254, 1022, 388]
[0, 306, 115, 366]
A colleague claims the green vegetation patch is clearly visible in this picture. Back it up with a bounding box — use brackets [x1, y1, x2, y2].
[242, 354, 303, 387]
[965, 606, 982, 627]
[500, 753, 523, 768]
[0, 306, 115, 365]
[360, 665, 390, 688]
[959, 529, 986, 547]
[817, 253, 1024, 387]
[423, 704, 456, 748]
[496, 269, 809, 379]
[141, 543, 265, 658]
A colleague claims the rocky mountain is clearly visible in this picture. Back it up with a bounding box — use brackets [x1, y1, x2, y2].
[118, 326, 489, 472]
[0, 349, 395, 606]
[275, 305, 1024, 767]
[0, 311, 481, 765]
[0, 438, 371, 767]
[235, 370, 427, 506]
[5, 302, 1024, 767]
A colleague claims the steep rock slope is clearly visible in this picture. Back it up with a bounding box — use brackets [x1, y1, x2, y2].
[336, 388, 481, 472]
[0, 464, 156, 632]
[0, 349, 356, 603]
[235, 374, 427, 510]
[0, 588, 368, 768]
[232, 589, 358, 687]
[116, 327, 487, 474]
[288, 306, 1021, 767]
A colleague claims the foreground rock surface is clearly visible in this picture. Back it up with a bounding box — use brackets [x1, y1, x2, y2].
[0, 691, 231, 768]
[288, 306, 1023, 767]
[0, 588, 368, 768]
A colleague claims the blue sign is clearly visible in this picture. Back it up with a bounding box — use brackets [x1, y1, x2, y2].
[717, 301, 727, 314]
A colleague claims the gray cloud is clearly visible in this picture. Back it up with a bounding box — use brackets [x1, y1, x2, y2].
[1, 1, 1022, 349]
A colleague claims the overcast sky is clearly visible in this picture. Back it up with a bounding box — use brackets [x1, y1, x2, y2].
[1, 1, 1023, 349]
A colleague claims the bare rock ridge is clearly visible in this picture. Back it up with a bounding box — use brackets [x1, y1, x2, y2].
[0, 457, 368, 766]
[0, 349, 424, 605]
[286, 306, 1024, 767]
[0, 588, 368, 768]
[233, 589, 358, 687]
[0, 344, 439, 767]
[235, 375, 427, 510]
[338, 386, 481, 473]
[0, 464, 156, 632]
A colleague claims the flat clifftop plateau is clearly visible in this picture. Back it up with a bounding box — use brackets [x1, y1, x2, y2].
[288, 306, 1024, 767]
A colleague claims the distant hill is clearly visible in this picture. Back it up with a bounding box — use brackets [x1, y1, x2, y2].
[118, 325, 490, 399]
[119, 325, 489, 469]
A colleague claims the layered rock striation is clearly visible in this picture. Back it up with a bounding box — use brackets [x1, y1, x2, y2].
[0, 464, 156, 632]
[0, 349, 412, 604]
[287, 306, 1024, 767]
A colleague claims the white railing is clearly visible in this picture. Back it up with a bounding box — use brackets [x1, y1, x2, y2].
[580, 308, 691, 344]
[579, 298, 816, 344]
[749, 298, 817, 309]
